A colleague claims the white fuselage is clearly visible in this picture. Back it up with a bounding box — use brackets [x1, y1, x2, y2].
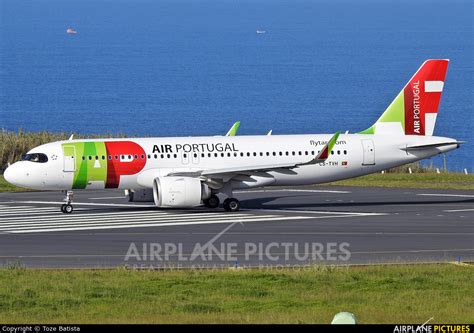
[4, 133, 460, 191]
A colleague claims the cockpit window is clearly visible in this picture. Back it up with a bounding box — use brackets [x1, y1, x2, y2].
[22, 153, 48, 163]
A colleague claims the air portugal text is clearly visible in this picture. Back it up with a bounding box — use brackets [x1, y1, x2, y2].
[152, 143, 239, 154]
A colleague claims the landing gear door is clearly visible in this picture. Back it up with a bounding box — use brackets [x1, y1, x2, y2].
[63, 145, 76, 172]
[361, 139, 375, 165]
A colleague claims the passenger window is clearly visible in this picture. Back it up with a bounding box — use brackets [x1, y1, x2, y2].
[344, 150, 347, 155]
[331, 151, 334, 155]
[88, 156, 92, 160]
[253, 152, 257, 157]
[337, 150, 341, 155]
[134, 154, 138, 159]
[108, 156, 112, 160]
[82, 156, 85, 161]
[174, 154, 177, 158]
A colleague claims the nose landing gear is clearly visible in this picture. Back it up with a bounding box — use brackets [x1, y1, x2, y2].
[61, 190, 74, 214]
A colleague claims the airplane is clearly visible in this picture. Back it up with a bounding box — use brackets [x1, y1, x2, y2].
[4, 59, 463, 213]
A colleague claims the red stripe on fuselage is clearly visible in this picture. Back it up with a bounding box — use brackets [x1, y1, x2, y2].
[105, 141, 147, 188]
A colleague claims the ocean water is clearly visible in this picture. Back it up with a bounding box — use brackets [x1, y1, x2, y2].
[0, 0, 472, 170]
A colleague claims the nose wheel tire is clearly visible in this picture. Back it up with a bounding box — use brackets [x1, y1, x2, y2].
[204, 195, 220, 209]
[61, 204, 73, 214]
[223, 198, 240, 212]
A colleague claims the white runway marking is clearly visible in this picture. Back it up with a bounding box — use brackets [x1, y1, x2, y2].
[242, 208, 387, 216]
[0, 203, 377, 234]
[444, 208, 474, 213]
[2, 201, 155, 208]
[418, 193, 474, 198]
[236, 189, 351, 194]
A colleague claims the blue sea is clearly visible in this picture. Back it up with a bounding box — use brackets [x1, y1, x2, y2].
[0, 0, 472, 171]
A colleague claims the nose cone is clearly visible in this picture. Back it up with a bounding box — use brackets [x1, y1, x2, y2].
[4, 164, 20, 187]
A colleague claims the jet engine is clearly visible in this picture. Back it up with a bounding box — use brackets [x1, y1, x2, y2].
[125, 189, 154, 202]
[152, 176, 211, 208]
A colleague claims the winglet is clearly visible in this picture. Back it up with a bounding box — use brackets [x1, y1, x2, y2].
[225, 121, 240, 136]
[299, 132, 340, 166]
[267, 130, 273, 136]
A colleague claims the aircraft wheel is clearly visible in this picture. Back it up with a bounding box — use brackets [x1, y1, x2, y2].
[60, 204, 66, 213]
[63, 204, 73, 214]
[223, 198, 240, 212]
[206, 195, 220, 209]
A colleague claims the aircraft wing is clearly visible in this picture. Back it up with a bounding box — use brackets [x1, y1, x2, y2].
[169, 132, 340, 178]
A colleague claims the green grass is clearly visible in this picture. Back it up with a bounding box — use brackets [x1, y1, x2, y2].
[0, 264, 472, 323]
[327, 172, 474, 190]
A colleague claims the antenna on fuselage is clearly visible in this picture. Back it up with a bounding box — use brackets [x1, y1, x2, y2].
[68, 134, 74, 141]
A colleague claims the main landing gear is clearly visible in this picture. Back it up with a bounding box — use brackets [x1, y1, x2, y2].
[61, 190, 74, 214]
[223, 198, 240, 212]
[203, 195, 241, 212]
[203, 194, 220, 209]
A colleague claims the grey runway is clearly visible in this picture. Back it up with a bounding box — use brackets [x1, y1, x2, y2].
[0, 186, 472, 268]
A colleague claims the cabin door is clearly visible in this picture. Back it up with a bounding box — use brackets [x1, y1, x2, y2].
[63, 146, 76, 172]
[361, 139, 375, 165]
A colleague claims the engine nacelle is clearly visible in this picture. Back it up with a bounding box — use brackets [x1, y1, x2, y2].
[153, 176, 210, 208]
[125, 189, 154, 202]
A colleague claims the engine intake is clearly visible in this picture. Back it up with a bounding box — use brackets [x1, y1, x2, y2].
[153, 176, 210, 208]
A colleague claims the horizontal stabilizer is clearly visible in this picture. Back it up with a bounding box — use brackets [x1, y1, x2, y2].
[401, 141, 464, 151]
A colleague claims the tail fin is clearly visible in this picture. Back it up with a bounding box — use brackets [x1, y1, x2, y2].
[360, 59, 449, 136]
